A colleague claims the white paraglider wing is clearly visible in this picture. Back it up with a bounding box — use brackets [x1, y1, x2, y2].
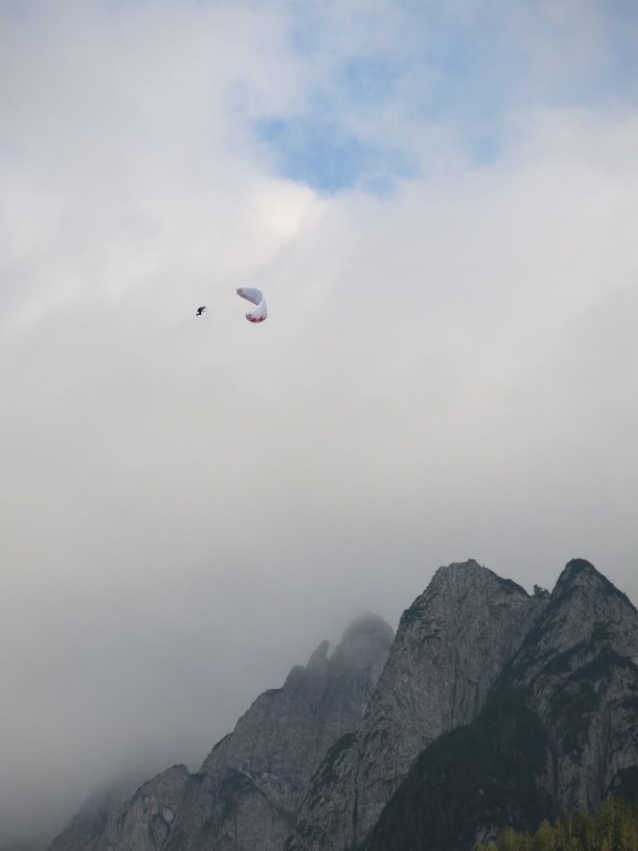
[236, 287, 267, 323]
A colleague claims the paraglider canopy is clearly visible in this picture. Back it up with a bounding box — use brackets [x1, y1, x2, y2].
[236, 288, 267, 323]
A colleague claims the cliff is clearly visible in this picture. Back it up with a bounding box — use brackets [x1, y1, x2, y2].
[48, 614, 393, 851]
[288, 560, 548, 851]
[48, 558, 638, 851]
[364, 559, 638, 850]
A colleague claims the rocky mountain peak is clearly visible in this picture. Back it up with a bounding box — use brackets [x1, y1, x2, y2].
[283, 617, 393, 708]
[429, 557, 484, 587]
[283, 642, 330, 707]
[360, 561, 638, 851]
[338, 612, 394, 645]
[417, 559, 530, 611]
[553, 558, 636, 610]
[514, 559, 638, 676]
[151, 613, 393, 851]
[288, 561, 551, 851]
[556, 557, 609, 592]
[493, 559, 638, 818]
[330, 613, 394, 673]
[48, 558, 637, 851]
[307, 640, 330, 671]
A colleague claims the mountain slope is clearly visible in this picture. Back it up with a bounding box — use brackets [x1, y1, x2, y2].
[288, 560, 549, 851]
[48, 614, 393, 851]
[364, 559, 638, 851]
[47, 559, 638, 851]
[48, 778, 141, 851]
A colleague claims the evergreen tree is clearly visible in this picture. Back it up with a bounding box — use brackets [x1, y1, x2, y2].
[483, 796, 638, 851]
[532, 819, 554, 851]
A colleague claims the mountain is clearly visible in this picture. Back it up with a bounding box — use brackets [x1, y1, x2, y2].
[287, 560, 549, 851]
[364, 559, 638, 851]
[47, 558, 638, 851]
[47, 613, 394, 851]
[47, 778, 142, 851]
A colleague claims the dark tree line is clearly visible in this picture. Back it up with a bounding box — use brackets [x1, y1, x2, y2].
[477, 798, 638, 851]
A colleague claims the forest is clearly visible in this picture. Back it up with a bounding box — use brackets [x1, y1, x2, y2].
[477, 798, 638, 851]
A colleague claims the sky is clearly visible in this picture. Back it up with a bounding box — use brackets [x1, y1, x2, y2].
[1, 0, 637, 846]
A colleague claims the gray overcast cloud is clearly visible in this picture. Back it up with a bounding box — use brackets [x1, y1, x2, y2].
[1, 1, 637, 847]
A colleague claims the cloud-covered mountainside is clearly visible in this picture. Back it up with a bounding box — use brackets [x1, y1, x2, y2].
[48, 559, 638, 851]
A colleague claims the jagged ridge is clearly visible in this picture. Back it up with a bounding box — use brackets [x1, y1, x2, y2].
[364, 559, 638, 851]
[48, 614, 394, 851]
[48, 559, 638, 851]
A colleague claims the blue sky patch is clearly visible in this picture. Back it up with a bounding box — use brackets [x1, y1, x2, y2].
[257, 117, 417, 194]
[338, 56, 406, 106]
[257, 0, 638, 194]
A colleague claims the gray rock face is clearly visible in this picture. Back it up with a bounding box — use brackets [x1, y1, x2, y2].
[48, 559, 638, 851]
[163, 613, 393, 851]
[98, 766, 190, 851]
[509, 558, 638, 814]
[48, 768, 189, 851]
[288, 735, 359, 851]
[49, 614, 393, 851]
[361, 559, 638, 851]
[357, 562, 545, 810]
[288, 560, 548, 851]
[48, 779, 140, 851]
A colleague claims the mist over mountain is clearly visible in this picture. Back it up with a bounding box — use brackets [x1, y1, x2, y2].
[47, 558, 638, 851]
